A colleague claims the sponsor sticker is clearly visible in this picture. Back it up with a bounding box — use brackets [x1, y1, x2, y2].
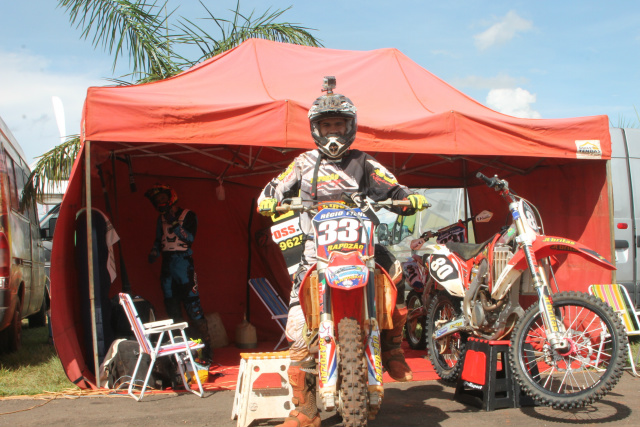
[575, 140, 602, 159]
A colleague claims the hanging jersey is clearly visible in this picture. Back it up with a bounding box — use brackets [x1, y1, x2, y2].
[161, 209, 191, 252]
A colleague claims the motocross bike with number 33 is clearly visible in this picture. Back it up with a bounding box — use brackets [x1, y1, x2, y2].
[274, 194, 417, 427]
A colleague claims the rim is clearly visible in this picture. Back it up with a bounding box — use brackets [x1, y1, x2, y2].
[515, 301, 617, 396]
[406, 293, 424, 345]
[432, 298, 463, 369]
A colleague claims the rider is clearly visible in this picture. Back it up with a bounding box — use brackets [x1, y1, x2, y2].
[257, 77, 428, 427]
[145, 183, 213, 364]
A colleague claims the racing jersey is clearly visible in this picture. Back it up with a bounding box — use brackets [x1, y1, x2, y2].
[258, 149, 413, 235]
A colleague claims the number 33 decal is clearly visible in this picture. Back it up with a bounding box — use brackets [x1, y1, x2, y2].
[317, 218, 361, 246]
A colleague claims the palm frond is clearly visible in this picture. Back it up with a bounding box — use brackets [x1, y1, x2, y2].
[57, 0, 181, 78]
[177, 1, 322, 66]
[21, 136, 82, 207]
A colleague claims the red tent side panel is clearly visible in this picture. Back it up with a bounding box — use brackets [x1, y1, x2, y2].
[469, 161, 613, 291]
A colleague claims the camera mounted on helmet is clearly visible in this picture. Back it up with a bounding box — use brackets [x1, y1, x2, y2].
[144, 183, 178, 213]
[308, 76, 357, 159]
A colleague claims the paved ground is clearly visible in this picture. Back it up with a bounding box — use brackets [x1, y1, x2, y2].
[0, 372, 638, 427]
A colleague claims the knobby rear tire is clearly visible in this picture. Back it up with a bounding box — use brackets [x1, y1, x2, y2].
[405, 290, 427, 350]
[425, 291, 466, 382]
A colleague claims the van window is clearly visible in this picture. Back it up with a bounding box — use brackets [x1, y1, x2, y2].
[4, 155, 19, 211]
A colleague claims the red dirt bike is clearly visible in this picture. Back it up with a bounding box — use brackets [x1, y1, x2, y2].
[419, 173, 626, 408]
[275, 194, 418, 427]
[403, 210, 493, 349]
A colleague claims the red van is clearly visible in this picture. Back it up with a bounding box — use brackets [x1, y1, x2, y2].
[0, 116, 47, 352]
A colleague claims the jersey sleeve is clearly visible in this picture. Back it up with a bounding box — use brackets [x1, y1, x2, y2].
[257, 158, 302, 204]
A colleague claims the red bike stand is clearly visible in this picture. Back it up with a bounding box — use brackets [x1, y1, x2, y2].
[454, 337, 534, 411]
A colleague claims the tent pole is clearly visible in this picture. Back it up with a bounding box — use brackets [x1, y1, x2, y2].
[84, 141, 100, 388]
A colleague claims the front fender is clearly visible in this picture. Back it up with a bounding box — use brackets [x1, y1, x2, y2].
[508, 235, 615, 271]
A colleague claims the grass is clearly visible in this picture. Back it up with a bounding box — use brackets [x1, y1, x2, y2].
[0, 322, 73, 396]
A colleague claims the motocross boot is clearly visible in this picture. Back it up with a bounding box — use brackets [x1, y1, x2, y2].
[276, 364, 321, 427]
[381, 305, 413, 382]
[192, 317, 214, 364]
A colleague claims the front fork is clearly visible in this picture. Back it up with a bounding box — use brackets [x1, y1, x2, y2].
[316, 268, 384, 413]
[514, 217, 568, 352]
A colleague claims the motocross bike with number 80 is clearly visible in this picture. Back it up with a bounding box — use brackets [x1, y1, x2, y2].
[417, 172, 626, 409]
[404, 210, 493, 350]
[274, 194, 420, 427]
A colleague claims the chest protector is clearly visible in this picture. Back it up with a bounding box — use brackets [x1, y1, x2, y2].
[161, 209, 190, 252]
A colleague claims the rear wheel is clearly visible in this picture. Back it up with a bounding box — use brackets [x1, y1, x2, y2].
[405, 290, 427, 349]
[338, 317, 368, 427]
[7, 296, 22, 352]
[509, 291, 626, 409]
[426, 291, 465, 382]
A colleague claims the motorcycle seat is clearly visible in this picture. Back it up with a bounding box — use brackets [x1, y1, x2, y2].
[446, 236, 494, 261]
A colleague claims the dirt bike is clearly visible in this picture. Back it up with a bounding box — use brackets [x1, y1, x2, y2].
[403, 210, 493, 350]
[419, 172, 627, 408]
[275, 194, 418, 427]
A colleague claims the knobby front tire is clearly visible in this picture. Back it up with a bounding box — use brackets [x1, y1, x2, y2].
[338, 317, 368, 427]
[509, 291, 627, 409]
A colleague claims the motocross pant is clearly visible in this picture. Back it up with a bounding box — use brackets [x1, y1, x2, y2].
[161, 251, 213, 361]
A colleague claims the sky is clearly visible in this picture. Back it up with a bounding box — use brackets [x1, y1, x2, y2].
[1, 1, 639, 166]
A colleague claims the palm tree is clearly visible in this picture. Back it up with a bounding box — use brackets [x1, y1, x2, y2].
[23, 0, 322, 205]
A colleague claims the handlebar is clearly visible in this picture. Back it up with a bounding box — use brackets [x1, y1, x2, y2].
[476, 172, 508, 191]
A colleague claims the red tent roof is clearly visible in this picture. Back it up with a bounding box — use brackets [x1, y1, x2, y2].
[83, 38, 610, 160]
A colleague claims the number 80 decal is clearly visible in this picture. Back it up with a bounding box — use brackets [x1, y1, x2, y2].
[429, 254, 459, 282]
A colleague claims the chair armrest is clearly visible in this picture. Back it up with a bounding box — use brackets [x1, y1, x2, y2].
[143, 319, 174, 328]
[145, 321, 189, 334]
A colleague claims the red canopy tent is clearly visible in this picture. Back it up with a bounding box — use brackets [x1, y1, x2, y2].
[51, 38, 613, 388]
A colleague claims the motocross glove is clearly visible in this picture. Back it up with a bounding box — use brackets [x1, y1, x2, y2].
[258, 198, 278, 216]
[406, 194, 428, 210]
[148, 248, 159, 264]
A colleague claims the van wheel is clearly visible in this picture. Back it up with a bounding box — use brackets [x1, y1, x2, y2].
[7, 297, 22, 352]
[29, 293, 48, 328]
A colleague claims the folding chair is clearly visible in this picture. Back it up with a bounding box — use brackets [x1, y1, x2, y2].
[588, 284, 640, 376]
[248, 278, 289, 350]
[118, 292, 206, 400]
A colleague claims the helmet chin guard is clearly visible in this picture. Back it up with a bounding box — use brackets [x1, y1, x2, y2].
[308, 77, 357, 159]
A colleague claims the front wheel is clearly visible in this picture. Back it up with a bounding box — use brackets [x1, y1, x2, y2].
[509, 291, 627, 409]
[338, 317, 368, 427]
[426, 291, 466, 382]
[405, 290, 427, 350]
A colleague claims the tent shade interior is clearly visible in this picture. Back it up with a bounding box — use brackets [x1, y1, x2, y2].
[50, 38, 613, 388]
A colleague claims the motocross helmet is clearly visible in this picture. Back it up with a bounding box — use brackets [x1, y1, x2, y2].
[144, 183, 177, 213]
[308, 77, 357, 159]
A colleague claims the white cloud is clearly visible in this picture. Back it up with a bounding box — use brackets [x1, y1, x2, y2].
[0, 49, 104, 164]
[486, 88, 542, 119]
[474, 11, 533, 51]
